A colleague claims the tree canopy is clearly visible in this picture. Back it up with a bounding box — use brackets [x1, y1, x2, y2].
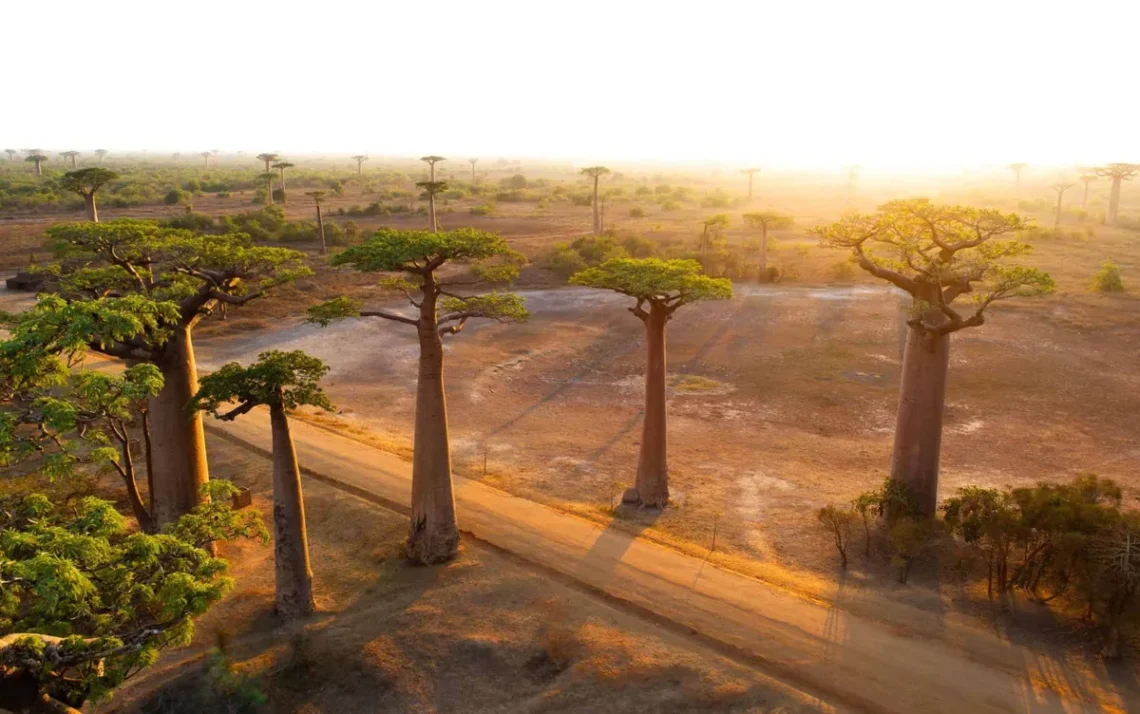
[812, 199, 1053, 336]
[743, 211, 794, 231]
[192, 350, 333, 420]
[570, 258, 732, 316]
[59, 168, 120, 198]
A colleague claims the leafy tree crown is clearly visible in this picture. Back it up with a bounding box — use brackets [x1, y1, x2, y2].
[192, 350, 333, 419]
[570, 257, 732, 316]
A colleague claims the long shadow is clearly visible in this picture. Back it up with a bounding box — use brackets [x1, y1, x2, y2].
[586, 410, 643, 464]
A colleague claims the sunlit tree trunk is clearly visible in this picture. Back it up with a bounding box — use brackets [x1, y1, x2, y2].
[120, 437, 154, 533]
[33, 160, 43, 177]
[1107, 177, 1122, 225]
[759, 224, 768, 273]
[148, 327, 210, 527]
[406, 279, 459, 563]
[83, 193, 99, 223]
[634, 305, 670, 507]
[428, 192, 437, 232]
[592, 174, 601, 235]
[316, 203, 327, 254]
[269, 402, 316, 617]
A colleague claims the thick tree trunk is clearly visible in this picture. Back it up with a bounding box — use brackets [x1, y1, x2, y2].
[634, 306, 670, 507]
[266, 178, 274, 205]
[148, 327, 210, 527]
[889, 322, 950, 517]
[406, 287, 459, 564]
[34, 160, 42, 177]
[1107, 177, 1122, 225]
[1082, 182, 1089, 209]
[270, 404, 316, 617]
[84, 193, 98, 223]
[748, 173, 754, 202]
[759, 224, 768, 273]
[357, 161, 362, 177]
[1054, 192, 1063, 232]
[279, 168, 287, 192]
[592, 176, 601, 235]
[316, 204, 327, 254]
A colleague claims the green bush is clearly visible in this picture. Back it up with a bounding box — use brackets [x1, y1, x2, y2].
[1092, 262, 1125, 293]
[163, 188, 188, 205]
[629, 206, 645, 218]
[470, 202, 495, 216]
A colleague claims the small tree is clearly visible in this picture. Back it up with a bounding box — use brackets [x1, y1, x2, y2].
[272, 161, 295, 197]
[1092, 261, 1125, 293]
[59, 168, 120, 222]
[943, 486, 1020, 596]
[1092, 514, 1140, 659]
[742, 211, 794, 276]
[308, 228, 528, 563]
[570, 259, 732, 507]
[813, 200, 1053, 515]
[699, 213, 730, 257]
[200, 151, 211, 169]
[306, 190, 329, 253]
[59, 150, 79, 169]
[258, 172, 276, 205]
[818, 505, 856, 567]
[1079, 171, 1096, 209]
[4, 148, 15, 161]
[193, 350, 333, 618]
[417, 180, 447, 232]
[351, 154, 368, 176]
[0, 485, 265, 713]
[25, 152, 47, 177]
[256, 152, 280, 173]
[1051, 181, 1075, 233]
[468, 157, 479, 184]
[1008, 162, 1028, 191]
[1095, 163, 1140, 226]
[94, 149, 107, 164]
[741, 167, 760, 202]
[580, 166, 611, 235]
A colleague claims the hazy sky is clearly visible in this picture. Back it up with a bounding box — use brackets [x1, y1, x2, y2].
[4, 0, 1137, 170]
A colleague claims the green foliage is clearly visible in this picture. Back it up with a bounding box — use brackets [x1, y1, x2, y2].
[1092, 261, 1124, 293]
[0, 483, 264, 708]
[304, 295, 362, 326]
[500, 174, 528, 190]
[329, 228, 522, 279]
[570, 258, 733, 307]
[192, 350, 334, 418]
[629, 206, 646, 218]
[470, 202, 495, 216]
[59, 168, 120, 197]
[163, 188, 188, 205]
[743, 211, 794, 232]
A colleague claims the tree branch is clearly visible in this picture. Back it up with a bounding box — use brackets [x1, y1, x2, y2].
[359, 309, 419, 325]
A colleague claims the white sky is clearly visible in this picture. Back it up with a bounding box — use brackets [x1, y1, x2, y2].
[3, 0, 1138, 171]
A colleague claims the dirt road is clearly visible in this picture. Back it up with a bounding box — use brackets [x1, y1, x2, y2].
[206, 411, 1133, 714]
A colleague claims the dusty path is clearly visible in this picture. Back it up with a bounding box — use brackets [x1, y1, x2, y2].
[205, 411, 1133, 714]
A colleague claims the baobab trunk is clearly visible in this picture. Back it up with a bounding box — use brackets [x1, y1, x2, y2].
[316, 203, 327, 254]
[1083, 182, 1090, 209]
[759, 225, 768, 273]
[357, 161, 363, 177]
[428, 194, 438, 232]
[147, 327, 210, 527]
[1054, 193, 1063, 233]
[889, 314, 950, 517]
[748, 174, 754, 202]
[591, 175, 601, 235]
[83, 193, 99, 223]
[406, 288, 459, 563]
[269, 403, 316, 617]
[33, 160, 42, 177]
[266, 178, 274, 205]
[1107, 177, 1122, 225]
[634, 306, 670, 507]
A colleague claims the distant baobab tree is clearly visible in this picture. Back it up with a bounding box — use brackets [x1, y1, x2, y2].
[743, 211, 794, 275]
[698, 213, 730, 257]
[580, 166, 611, 235]
[4, 149, 15, 161]
[420, 155, 446, 182]
[272, 161, 295, 200]
[741, 167, 761, 203]
[60, 150, 79, 169]
[258, 172, 277, 205]
[846, 165, 861, 203]
[25, 151, 47, 176]
[94, 149, 108, 164]
[469, 157, 479, 184]
[351, 155, 368, 176]
[417, 180, 447, 232]
[1079, 172, 1096, 209]
[1051, 181, 1075, 233]
[200, 151, 212, 169]
[1008, 162, 1028, 191]
[1095, 163, 1140, 226]
[257, 152, 280, 173]
[306, 190, 329, 253]
[60, 168, 120, 222]
[171, 152, 182, 162]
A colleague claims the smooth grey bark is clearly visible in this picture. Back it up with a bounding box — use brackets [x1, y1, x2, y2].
[33, 159, 43, 177]
[83, 193, 98, 223]
[406, 277, 459, 563]
[634, 305, 670, 507]
[269, 403, 316, 617]
[428, 192, 437, 232]
[147, 326, 210, 527]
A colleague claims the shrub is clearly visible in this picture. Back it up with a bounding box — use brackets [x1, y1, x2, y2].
[470, 202, 495, 216]
[541, 244, 588, 278]
[163, 188, 188, 205]
[830, 260, 855, 282]
[182, 179, 201, 192]
[629, 206, 645, 218]
[818, 505, 857, 567]
[660, 200, 681, 212]
[164, 211, 217, 232]
[500, 174, 528, 190]
[1092, 262, 1125, 293]
[216, 191, 231, 199]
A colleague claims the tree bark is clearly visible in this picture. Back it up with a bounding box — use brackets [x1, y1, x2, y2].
[316, 203, 327, 254]
[120, 437, 155, 533]
[1082, 181, 1089, 209]
[889, 318, 950, 517]
[759, 224, 768, 273]
[592, 175, 601, 235]
[1107, 177, 1122, 225]
[428, 192, 437, 232]
[266, 177, 274, 205]
[34, 159, 43, 177]
[634, 305, 670, 507]
[748, 173, 754, 202]
[84, 193, 98, 223]
[357, 160, 362, 177]
[148, 326, 210, 527]
[406, 283, 460, 564]
[270, 403, 316, 617]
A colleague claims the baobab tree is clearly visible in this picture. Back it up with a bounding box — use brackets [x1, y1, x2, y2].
[421, 155, 446, 183]
[193, 350, 332, 618]
[741, 167, 761, 203]
[743, 211, 794, 275]
[308, 228, 528, 564]
[1008, 162, 1028, 191]
[469, 157, 479, 184]
[698, 213, 730, 258]
[813, 200, 1053, 515]
[1095, 163, 1140, 226]
[581, 166, 611, 235]
[24, 220, 308, 525]
[570, 258, 732, 507]
[4, 148, 15, 161]
[200, 151, 212, 169]
[60, 150, 79, 168]
[273, 161, 295, 194]
[59, 167, 120, 222]
[25, 151, 47, 176]
[257, 152, 280, 173]
[171, 152, 182, 162]
[1079, 171, 1097, 209]
[846, 165, 861, 203]
[352, 154, 368, 176]
[94, 148, 108, 164]
[1051, 181, 1076, 233]
[258, 172, 277, 205]
[417, 180, 447, 232]
[306, 190, 329, 253]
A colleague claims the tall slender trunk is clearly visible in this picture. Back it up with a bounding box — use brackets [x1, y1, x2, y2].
[266, 177, 274, 205]
[428, 193, 437, 232]
[1082, 181, 1089, 209]
[316, 203, 327, 254]
[406, 283, 459, 563]
[357, 161, 362, 177]
[748, 173, 754, 202]
[84, 193, 98, 223]
[592, 175, 601, 235]
[34, 160, 42, 177]
[471, 164, 476, 184]
[1054, 192, 1063, 232]
[1107, 177, 1122, 225]
[889, 313, 950, 517]
[143, 408, 155, 516]
[120, 437, 155, 533]
[1014, 170, 1021, 191]
[148, 326, 209, 527]
[269, 403, 315, 617]
[264, 159, 271, 173]
[279, 168, 287, 192]
[759, 224, 768, 273]
[634, 305, 670, 507]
